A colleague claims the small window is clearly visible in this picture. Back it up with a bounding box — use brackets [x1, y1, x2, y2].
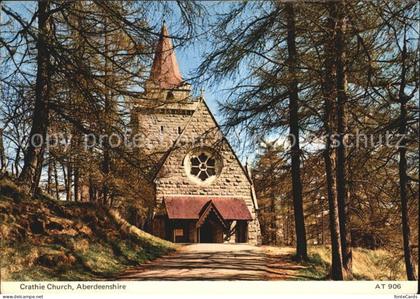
[167, 91, 175, 100]
[178, 127, 182, 134]
[160, 126, 164, 133]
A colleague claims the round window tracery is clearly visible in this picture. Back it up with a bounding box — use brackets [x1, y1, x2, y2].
[184, 148, 222, 184]
[190, 153, 216, 181]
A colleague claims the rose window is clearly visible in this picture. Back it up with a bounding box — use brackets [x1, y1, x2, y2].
[190, 153, 216, 181]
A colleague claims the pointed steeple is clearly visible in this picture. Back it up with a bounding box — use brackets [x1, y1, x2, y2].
[149, 23, 183, 89]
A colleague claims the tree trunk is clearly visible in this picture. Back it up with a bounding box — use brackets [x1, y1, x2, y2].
[14, 147, 21, 177]
[323, 137, 344, 281]
[53, 159, 59, 200]
[0, 128, 6, 173]
[89, 175, 95, 202]
[285, 202, 290, 245]
[19, 0, 51, 196]
[101, 16, 111, 206]
[320, 196, 325, 245]
[47, 153, 52, 194]
[102, 147, 110, 205]
[62, 163, 68, 200]
[397, 32, 417, 281]
[74, 166, 79, 202]
[398, 100, 417, 280]
[71, 142, 79, 202]
[334, 2, 352, 274]
[270, 195, 276, 244]
[69, 3, 83, 203]
[67, 158, 73, 201]
[285, 2, 308, 262]
[323, 2, 344, 280]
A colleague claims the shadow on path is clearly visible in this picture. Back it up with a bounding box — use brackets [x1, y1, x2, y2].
[118, 244, 311, 280]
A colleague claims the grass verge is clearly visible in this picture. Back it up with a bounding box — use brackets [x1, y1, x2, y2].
[0, 178, 176, 280]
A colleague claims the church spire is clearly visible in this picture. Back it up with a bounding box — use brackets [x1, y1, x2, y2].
[149, 23, 183, 89]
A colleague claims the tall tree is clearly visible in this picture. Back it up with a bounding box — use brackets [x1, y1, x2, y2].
[396, 24, 417, 281]
[322, 2, 344, 280]
[285, 2, 308, 261]
[18, 0, 51, 196]
[253, 141, 288, 245]
[334, 0, 352, 273]
[198, 1, 310, 260]
[2, 0, 201, 205]
[0, 128, 6, 173]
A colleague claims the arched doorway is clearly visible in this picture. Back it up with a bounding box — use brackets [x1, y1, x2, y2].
[198, 211, 224, 243]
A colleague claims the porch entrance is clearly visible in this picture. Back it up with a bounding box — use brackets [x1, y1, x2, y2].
[159, 197, 254, 244]
[196, 202, 226, 243]
[199, 218, 224, 243]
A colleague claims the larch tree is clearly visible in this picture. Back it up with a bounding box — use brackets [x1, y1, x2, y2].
[320, 2, 344, 280]
[334, 0, 352, 273]
[284, 2, 308, 261]
[1, 0, 201, 205]
[198, 0, 309, 261]
[17, 0, 52, 196]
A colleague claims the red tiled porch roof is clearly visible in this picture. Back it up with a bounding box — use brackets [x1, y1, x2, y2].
[163, 196, 252, 221]
[197, 200, 227, 229]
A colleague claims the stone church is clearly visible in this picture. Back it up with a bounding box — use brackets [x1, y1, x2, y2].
[131, 24, 261, 245]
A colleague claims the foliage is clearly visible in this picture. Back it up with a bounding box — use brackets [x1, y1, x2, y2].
[0, 178, 175, 280]
[297, 246, 410, 281]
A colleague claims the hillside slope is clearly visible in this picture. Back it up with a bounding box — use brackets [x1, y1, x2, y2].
[0, 178, 176, 280]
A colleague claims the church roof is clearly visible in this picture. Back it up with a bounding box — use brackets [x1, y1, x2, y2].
[164, 196, 252, 221]
[149, 23, 183, 89]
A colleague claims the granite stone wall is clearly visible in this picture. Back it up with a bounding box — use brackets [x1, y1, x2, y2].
[134, 94, 261, 245]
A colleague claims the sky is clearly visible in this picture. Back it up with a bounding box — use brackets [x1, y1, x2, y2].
[160, 2, 234, 119]
[1, 1, 235, 120]
[0, 1, 260, 162]
[161, 2, 265, 161]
